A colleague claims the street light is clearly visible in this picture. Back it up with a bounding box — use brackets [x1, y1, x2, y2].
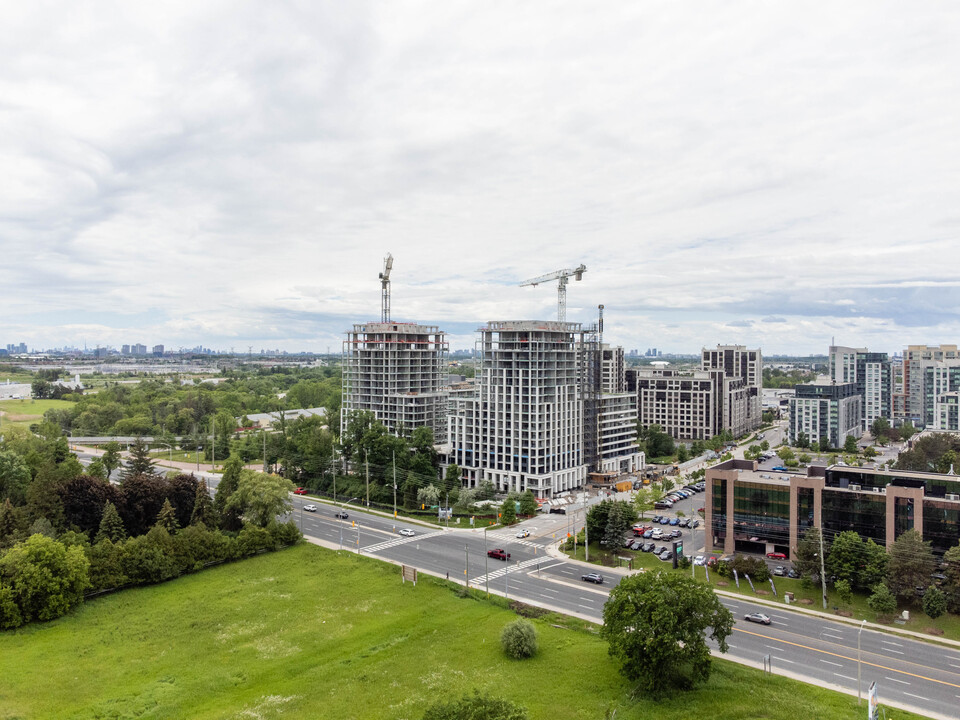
[196, 445, 202, 472]
[339, 497, 359, 551]
[857, 618, 867, 705]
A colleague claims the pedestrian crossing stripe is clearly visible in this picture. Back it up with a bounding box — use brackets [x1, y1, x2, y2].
[364, 530, 446, 554]
[471, 555, 546, 584]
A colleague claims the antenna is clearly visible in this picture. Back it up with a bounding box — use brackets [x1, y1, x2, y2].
[379, 253, 394, 322]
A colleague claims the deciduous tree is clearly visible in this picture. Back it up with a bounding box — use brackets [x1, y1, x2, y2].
[886, 529, 936, 603]
[0, 534, 90, 623]
[601, 571, 733, 695]
[225, 470, 293, 528]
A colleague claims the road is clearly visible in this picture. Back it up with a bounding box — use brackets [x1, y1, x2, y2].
[292, 495, 960, 720]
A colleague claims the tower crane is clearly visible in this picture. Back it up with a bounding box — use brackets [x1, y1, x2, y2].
[379, 253, 394, 322]
[519, 264, 587, 322]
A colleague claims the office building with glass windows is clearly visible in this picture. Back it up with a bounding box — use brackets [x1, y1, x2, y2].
[706, 459, 960, 559]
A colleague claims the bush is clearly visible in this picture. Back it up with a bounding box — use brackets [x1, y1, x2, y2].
[834, 579, 853, 605]
[0, 534, 90, 623]
[269, 519, 302, 547]
[867, 583, 898, 617]
[724, 555, 770, 583]
[500, 619, 538, 659]
[237, 524, 276, 556]
[422, 690, 527, 720]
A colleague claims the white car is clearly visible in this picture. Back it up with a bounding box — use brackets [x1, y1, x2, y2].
[399, 528, 415, 537]
[516, 529, 530, 538]
[303, 504, 318, 512]
[651, 528, 663, 540]
[693, 555, 705, 566]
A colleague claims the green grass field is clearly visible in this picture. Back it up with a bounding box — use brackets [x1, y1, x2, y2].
[0, 543, 927, 720]
[0, 398, 74, 430]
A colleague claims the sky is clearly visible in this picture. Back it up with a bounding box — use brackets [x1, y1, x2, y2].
[2, 1, 959, 356]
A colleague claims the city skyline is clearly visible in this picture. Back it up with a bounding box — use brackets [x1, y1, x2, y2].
[2, 3, 959, 355]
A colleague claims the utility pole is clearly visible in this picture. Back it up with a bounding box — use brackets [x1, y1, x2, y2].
[858, 619, 866, 705]
[464, 544, 469, 588]
[331, 453, 336, 503]
[484, 527, 489, 596]
[364, 450, 370, 507]
[392, 450, 397, 518]
[211, 417, 215, 470]
[584, 496, 589, 562]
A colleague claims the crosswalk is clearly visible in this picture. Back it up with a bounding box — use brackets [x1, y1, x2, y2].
[364, 530, 446, 554]
[471, 555, 548, 584]
[483, 531, 540, 550]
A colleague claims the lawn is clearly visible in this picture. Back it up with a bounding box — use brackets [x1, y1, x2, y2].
[0, 543, 927, 720]
[567, 540, 960, 642]
[0, 397, 74, 430]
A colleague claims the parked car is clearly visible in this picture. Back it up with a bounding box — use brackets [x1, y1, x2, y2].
[399, 528, 415, 537]
[642, 529, 653, 539]
[652, 515, 663, 523]
[622, 538, 635, 548]
[693, 555, 705, 566]
[766, 552, 787, 560]
[669, 517, 679, 526]
[773, 565, 786, 576]
[678, 518, 690, 528]
[659, 517, 671, 525]
[787, 568, 799, 579]
[706, 555, 719, 567]
[651, 528, 663, 540]
[690, 519, 700, 528]
[582, 573, 604, 584]
[670, 529, 682, 539]
[654, 501, 673, 510]
[630, 540, 643, 551]
[303, 504, 318, 512]
[642, 542, 656, 552]
[293, 487, 308, 495]
[659, 550, 673, 561]
[744, 612, 772, 625]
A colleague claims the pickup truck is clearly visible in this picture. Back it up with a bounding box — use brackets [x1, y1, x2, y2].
[487, 548, 511, 561]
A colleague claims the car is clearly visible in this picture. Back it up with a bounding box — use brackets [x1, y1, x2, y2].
[693, 555, 705, 566]
[766, 552, 787, 560]
[642, 529, 653, 539]
[642, 542, 656, 552]
[678, 518, 690, 527]
[630, 540, 643, 551]
[787, 568, 799, 579]
[652, 515, 663, 523]
[488, 548, 511, 561]
[654, 501, 673, 510]
[773, 565, 786, 576]
[659, 517, 670, 525]
[303, 504, 318, 512]
[581, 573, 604, 584]
[690, 519, 700, 528]
[670, 529, 682, 539]
[744, 612, 772, 625]
[651, 528, 663, 540]
[399, 528, 415, 537]
[623, 538, 635, 548]
[659, 550, 673, 561]
[706, 555, 718, 567]
[516, 529, 530, 538]
[335, 510, 349, 519]
[293, 487, 308, 495]
[669, 517, 679, 526]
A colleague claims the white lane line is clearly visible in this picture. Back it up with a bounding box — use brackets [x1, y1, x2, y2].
[577, 604, 594, 610]
[766, 645, 785, 652]
[950, 663, 960, 670]
[885, 677, 910, 686]
[820, 660, 844, 667]
[883, 648, 905, 655]
[727, 644, 738, 649]
[770, 615, 789, 621]
[822, 626, 842, 633]
[882, 639, 903, 647]
[903, 692, 927, 701]
[822, 632, 844, 640]
[834, 673, 857, 682]
[539, 588, 558, 594]
[773, 656, 795, 664]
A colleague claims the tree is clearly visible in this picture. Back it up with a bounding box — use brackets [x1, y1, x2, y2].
[943, 542, 960, 614]
[0, 450, 32, 506]
[871, 417, 891, 445]
[417, 483, 440, 509]
[886, 529, 936, 603]
[122, 437, 155, 479]
[777, 447, 795, 464]
[421, 691, 527, 720]
[58, 474, 119, 537]
[827, 531, 864, 587]
[0, 534, 90, 623]
[604, 500, 636, 548]
[923, 586, 947, 619]
[518, 490, 538, 517]
[867, 583, 897, 617]
[834, 578, 852, 605]
[794, 526, 824, 585]
[602, 571, 733, 695]
[94, 500, 127, 543]
[155, 498, 180, 533]
[442, 463, 461, 497]
[118, 474, 169, 537]
[633, 487, 655, 518]
[862, 446, 877, 459]
[500, 496, 517, 525]
[676, 444, 689, 463]
[843, 435, 858, 454]
[101, 441, 122, 481]
[215, 456, 244, 531]
[225, 470, 293, 528]
[795, 432, 809, 449]
[0, 498, 27, 548]
[860, 539, 888, 591]
[190, 480, 216, 527]
[898, 421, 917, 442]
[500, 619, 538, 659]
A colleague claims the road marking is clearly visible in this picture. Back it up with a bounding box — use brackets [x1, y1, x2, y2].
[773, 656, 794, 664]
[733, 627, 960, 690]
[882, 639, 904, 647]
[822, 632, 844, 640]
[885, 676, 910, 686]
[903, 692, 927, 701]
[820, 660, 843, 667]
[765, 645, 785, 652]
[883, 648, 904, 655]
[950, 663, 960, 670]
[577, 604, 593, 610]
[834, 673, 857, 682]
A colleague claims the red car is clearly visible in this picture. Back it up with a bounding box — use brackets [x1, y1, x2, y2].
[766, 552, 787, 560]
[294, 487, 308, 495]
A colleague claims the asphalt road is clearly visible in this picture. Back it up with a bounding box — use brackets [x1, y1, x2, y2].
[292, 495, 960, 720]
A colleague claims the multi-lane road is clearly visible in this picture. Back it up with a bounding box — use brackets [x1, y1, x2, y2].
[293, 495, 960, 720]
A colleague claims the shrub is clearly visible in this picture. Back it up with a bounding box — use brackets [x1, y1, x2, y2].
[422, 690, 527, 720]
[923, 586, 947, 619]
[834, 579, 853, 605]
[867, 583, 897, 617]
[500, 619, 538, 659]
[268, 519, 302, 547]
[237, 524, 276, 556]
[0, 534, 90, 623]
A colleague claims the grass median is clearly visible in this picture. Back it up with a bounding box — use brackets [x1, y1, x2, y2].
[0, 542, 928, 719]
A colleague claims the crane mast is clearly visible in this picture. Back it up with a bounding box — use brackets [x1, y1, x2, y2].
[519, 264, 587, 322]
[379, 253, 394, 323]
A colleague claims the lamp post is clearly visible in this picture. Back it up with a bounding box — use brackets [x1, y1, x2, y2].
[484, 526, 489, 596]
[196, 445, 202, 472]
[857, 618, 866, 705]
[339, 497, 359, 551]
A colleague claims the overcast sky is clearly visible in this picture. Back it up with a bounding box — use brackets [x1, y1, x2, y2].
[2, 1, 958, 356]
